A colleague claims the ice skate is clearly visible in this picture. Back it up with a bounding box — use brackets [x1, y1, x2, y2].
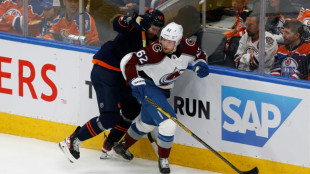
[59, 126, 81, 163]
[158, 158, 170, 174]
[100, 136, 116, 159]
[113, 141, 134, 161]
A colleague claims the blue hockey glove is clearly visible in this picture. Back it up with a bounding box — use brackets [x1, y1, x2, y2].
[129, 77, 146, 101]
[186, 63, 194, 70]
[193, 62, 209, 78]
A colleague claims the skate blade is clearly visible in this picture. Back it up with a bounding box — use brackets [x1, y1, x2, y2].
[58, 141, 76, 163]
[109, 151, 134, 161]
[99, 151, 111, 159]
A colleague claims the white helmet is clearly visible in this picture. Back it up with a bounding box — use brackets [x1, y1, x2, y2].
[160, 22, 183, 44]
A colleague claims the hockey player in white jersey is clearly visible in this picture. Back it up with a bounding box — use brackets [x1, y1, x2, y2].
[234, 14, 278, 73]
[112, 22, 209, 174]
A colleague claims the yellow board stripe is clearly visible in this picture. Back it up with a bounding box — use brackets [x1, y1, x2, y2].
[0, 112, 309, 173]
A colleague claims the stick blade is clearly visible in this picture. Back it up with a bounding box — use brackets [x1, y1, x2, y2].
[242, 167, 259, 174]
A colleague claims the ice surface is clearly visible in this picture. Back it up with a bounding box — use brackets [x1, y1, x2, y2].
[0, 133, 219, 174]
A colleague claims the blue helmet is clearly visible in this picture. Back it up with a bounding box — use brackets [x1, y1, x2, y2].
[41, 0, 60, 8]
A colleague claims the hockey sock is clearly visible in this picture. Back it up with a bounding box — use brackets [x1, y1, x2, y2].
[122, 122, 146, 148]
[158, 145, 171, 158]
[123, 133, 138, 148]
[76, 117, 103, 141]
[106, 119, 131, 143]
[157, 133, 174, 158]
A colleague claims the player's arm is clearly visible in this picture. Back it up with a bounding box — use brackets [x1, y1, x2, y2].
[120, 49, 149, 101]
[113, 14, 135, 33]
[43, 18, 61, 41]
[234, 34, 249, 70]
[85, 14, 100, 46]
[263, 35, 278, 71]
[270, 51, 282, 76]
[0, 2, 23, 33]
[113, 13, 151, 33]
[189, 42, 209, 78]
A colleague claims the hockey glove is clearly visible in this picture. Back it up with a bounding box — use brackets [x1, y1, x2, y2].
[186, 63, 194, 70]
[140, 14, 151, 31]
[129, 77, 147, 101]
[193, 62, 209, 78]
[129, 13, 148, 31]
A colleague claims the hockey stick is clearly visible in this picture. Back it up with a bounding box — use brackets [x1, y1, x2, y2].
[145, 97, 259, 174]
[141, 26, 158, 157]
[147, 132, 159, 157]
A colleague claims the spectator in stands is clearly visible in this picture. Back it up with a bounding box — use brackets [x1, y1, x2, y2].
[43, 0, 99, 46]
[119, 0, 151, 15]
[271, 20, 310, 80]
[33, 0, 61, 37]
[291, 0, 310, 9]
[234, 14, 278, 73]
[297, 7, 310, 43]
[223, 0, 249, 50]
[267, 0, 299, 18]
[150, 0, 169, 8]
[265, 0, 299, 43]
[0, 0, 43, 36]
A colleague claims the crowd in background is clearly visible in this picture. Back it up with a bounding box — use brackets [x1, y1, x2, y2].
[0, 0, 309, 80]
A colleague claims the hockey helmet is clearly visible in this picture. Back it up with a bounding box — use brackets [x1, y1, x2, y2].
[144, 9, 165, 28]
[160, 22, 183, 44]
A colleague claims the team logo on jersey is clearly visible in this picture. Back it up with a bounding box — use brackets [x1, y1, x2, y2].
[303, 18, 310, 26]
[245, 46, 258, 55]
[0, 9, 21, 21]
[266, 36, 274, 45]
[222, 86, 302, 147]
[152, 43, 162, 52]
[185, 38, 195, 46]
[281, 57, 298, 78]
[159, 67, 185, 86]
[302, 19, 310, 40]
[6, 9, 22, 17]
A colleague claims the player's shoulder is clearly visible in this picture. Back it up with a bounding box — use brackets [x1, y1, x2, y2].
[180, 37, 200, 56]
[52, 12, 65, 25]
[145, 40, 163, 56]
[300, 42, 310, 51]
[277, 44, 288, 54]
[141, 40, 165, 63]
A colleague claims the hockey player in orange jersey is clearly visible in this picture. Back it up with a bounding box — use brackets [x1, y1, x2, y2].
[0, 0, 43, 36]
[43, 0, 99, 46]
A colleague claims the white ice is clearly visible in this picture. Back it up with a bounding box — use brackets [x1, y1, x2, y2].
[0, 133, 219, 174]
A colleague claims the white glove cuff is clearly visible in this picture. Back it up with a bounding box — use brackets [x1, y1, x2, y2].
[131, 77, 146, 86]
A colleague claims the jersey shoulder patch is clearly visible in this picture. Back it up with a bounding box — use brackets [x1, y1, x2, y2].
[133, 40, 164, 65]
[181, 37, 199, 56]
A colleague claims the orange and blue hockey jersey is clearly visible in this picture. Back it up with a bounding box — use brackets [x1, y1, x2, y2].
[271, 41, 310, 80]
[223, 9, 248, 49]
[43, 11, 99, 46]
[297, 8, 310, 43]
[0, 0, 43, 35]
[92, 15, 158, 71]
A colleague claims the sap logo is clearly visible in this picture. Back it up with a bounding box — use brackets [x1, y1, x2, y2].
[221, 86, 302, 147]
[174, 96, 210, 119]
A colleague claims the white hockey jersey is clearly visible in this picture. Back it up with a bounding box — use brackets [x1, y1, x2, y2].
[121, 38, 207, 89]
[234, 31, 278, 73]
